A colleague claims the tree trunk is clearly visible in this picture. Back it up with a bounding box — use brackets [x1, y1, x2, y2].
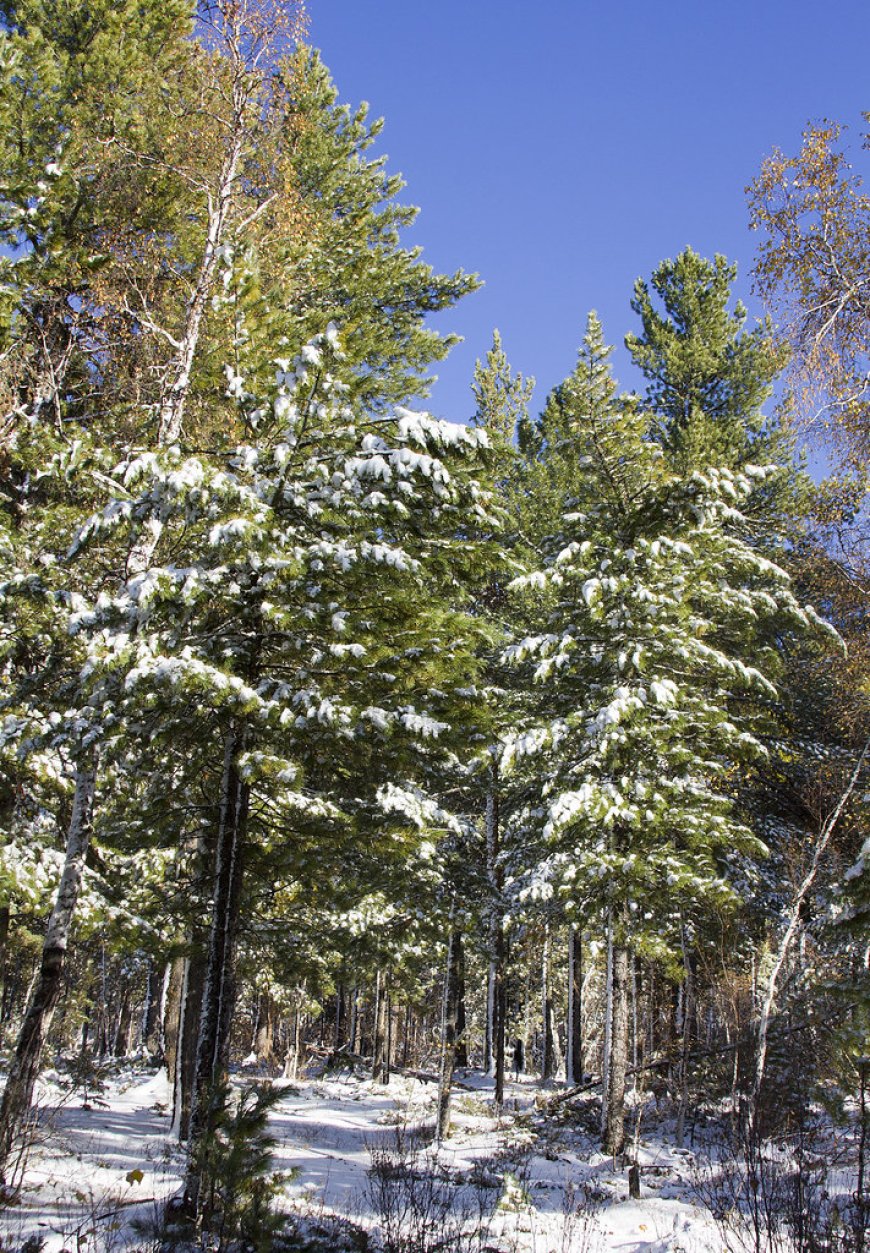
[600, 914, 613, 1139]
[155, 106, 245, 448]
[386, 992, 394, 1071]
[0, 758, 96, 1180]
[284, 996, 304, 1080]
[163, 956, 185, 1093]
[603, 939, 630, 1157]
[541, 926, 555, 1081]
[142, 960, 163, 1058]
[333, 984, 345, 1052]
[675, 932, 695, 1148]
[485, 774, 500, 1075]
[566, 926, 583, 1085]
[485, 957, 496, 1075]
[370, 974, 380, 1074]
[96, 944, 110, 1058]
[79, 970, 99, 1054]
[349, 985, 359, 1055]
[401, 1002, 412, 1069]
[372, 970, 390, 1083]
[113, 982, 134, 1057]
[436, 924, 463, 1140]
[173, 950, 207, 1140]
[494, 931, 507, 1106]
[454, 937, 468, 1068]
[856, 1059, 868, 1253]
[185, 727, 249, 1211]
[485, 769, 507, 1104]
[253, 992, 275, 1065]
[0, 906, 10, 1047]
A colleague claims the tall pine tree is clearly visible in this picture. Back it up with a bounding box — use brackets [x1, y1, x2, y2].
[504, 313, 830, 1152]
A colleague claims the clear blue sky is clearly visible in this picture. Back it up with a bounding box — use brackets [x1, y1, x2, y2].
[308, 2, 870, 425]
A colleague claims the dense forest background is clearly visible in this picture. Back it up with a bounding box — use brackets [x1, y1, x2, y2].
[0, 0, 867, 1245]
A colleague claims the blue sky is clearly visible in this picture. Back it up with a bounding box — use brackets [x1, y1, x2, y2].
[308, 2, 870, 427]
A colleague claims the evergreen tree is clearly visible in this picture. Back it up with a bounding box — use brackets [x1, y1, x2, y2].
[466, 331, 535, 1100]
[67, 326, 494, 1211]
[624, 251, 832, 1130]
[471, 331, 533, 468]
[0, 0, 484, 1183]
[626, 248, 787, 471]
[504, 313, 830, 1153]
[0, 0, 204, 1175]
[261, 47, 479, 414]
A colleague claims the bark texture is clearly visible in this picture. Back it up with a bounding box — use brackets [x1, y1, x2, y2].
[603, 939, 630, 1156]
[185, 728, 249, 1211]
[436, 927, 464, 1140]
[142, 960, 164, 1059]
[372, 970, 390, 1084]
[566, 927, 583, 1085]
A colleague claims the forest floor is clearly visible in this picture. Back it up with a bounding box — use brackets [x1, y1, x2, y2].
[0, 1058, 852, 1251]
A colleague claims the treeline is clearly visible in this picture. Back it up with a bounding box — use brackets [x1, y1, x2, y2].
[0, 0, 867, 1233]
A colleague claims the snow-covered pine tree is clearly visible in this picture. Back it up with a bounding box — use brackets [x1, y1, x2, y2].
[0, 0, 485, 1177]
[626, 250, 845, 1127]
[503, 313, 831, 1153]
[468, 333, 535, 1100]
[68, 326, 494, 1211]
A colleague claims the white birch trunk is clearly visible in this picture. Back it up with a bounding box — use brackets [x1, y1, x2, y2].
[156, 130, 244, 448]
[159, 960, 171, 1057]
[753, 738, 870, 1107]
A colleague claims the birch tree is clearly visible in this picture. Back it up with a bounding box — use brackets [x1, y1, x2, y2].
[749, 116, 870, 475]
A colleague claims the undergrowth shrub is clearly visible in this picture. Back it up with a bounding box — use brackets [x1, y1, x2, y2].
[694, 1105, 869, 1253]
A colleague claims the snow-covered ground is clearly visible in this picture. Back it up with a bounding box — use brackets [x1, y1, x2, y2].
[0, 1066, 181, 1250]
[0, 1062, 781, 1251]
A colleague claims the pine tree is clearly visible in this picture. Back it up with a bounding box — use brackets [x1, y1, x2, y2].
[504, 313, 830, 1153]
[0, 0, 205, 1176]
[65, 324, 494, 1211]
[472, 331, 533, 469]
[626, 248, 787, 472]
[466, 332, 534, 1101]
[0, 0, 483, 1180]
[257, 46, 479, 413]
[625, 251, 813, 1127]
